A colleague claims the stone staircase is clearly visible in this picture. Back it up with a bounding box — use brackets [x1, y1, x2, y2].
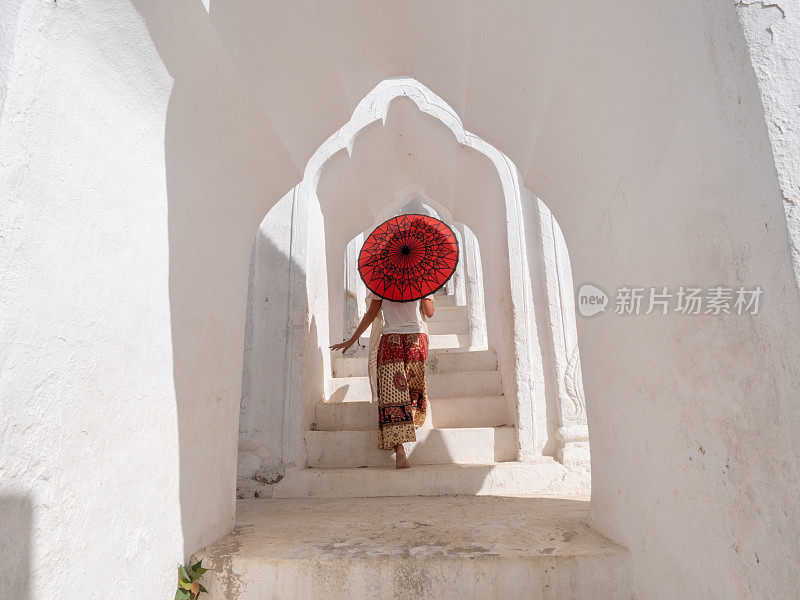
[312, 346, 511, 468]
[201, 292, 629, 598]
[196, 496, 632, 600]
[259, 289, 582, 496]
[316, 291, 512, 468]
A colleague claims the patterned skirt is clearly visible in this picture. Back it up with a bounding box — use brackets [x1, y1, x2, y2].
[376, 332, 429, 450]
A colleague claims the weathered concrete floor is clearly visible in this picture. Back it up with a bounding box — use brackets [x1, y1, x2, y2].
[209, 495, 614, 560]
[196, 496, 632, 599]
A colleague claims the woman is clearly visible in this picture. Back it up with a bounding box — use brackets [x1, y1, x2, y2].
[330, 292, 435, 468]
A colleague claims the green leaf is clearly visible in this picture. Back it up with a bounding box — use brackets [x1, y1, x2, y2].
[175, 589, 191, 600]
[198, 584, 207, 593]
[179, 565, 190, 581]
[180, 579, 193, 590]
[191, 560, 203, 573]
[194, 567, 207, 577]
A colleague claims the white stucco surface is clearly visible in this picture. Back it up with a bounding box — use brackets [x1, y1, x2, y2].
[524, 3, 800, 597]
[0, 0, 23, 118]
[736, 0, 800, 291]
[2, 1, 800, 598]
[197, 496, 631, 600]
[1, 0, 297, 597]
[0, 2, 180, 597]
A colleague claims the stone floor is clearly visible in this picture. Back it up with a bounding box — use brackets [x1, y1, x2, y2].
[196, 495, 632, 599]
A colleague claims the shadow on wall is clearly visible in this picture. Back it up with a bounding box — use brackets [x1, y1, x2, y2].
[0, 494, 31, 600]
[239, 214, 297, 481]
[238, 201, 328, 495]
[304, 314, 326, 456]
[131, 0, 299, 559]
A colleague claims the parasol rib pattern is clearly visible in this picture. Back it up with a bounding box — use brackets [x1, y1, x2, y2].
[358, 214, 459, 302]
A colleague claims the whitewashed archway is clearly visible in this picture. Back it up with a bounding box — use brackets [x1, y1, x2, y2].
[238, 76, 588, 493]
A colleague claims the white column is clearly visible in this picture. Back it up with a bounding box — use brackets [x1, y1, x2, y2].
[535, 200, 589, 468]
[458, 223, 488, 350]
[343, 232, 365, 340]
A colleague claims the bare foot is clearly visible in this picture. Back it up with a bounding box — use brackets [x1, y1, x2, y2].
[394, 445, 411, 469]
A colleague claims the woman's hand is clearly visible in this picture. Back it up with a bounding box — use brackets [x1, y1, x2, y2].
[330, 337, 356, 354]
[330, 299, 381, 354]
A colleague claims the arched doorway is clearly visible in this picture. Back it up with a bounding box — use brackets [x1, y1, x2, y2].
[238, 77, 589, 497]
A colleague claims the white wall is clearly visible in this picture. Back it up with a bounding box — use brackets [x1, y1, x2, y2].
[736, 0, 800, 291]
[527, 2, 800, 597]
[0, 2, 180, 597]
[0, 0, 297, 597]
[239, 192, 296, 488]
[3, 0, 800, 598]
[0, 0, 23, 118]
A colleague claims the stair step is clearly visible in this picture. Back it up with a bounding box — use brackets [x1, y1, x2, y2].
[416, 332, 469, 350]
[434, 292, 458, 306]
[305, 426, 516, 467]
[352, 332, 466, 354]
[332, 349, 497, 378]
[431, 304, 468, 322]
[315, 396, 509, 430]
[424, 349, 497, 374]
[195, 496, 632, 600]
[328, 370, 502, 402]
[427, 318, 468, 335]
[260, 460, 578, 498]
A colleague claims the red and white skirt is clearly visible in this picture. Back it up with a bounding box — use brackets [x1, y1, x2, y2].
[375, 332, 429, 450]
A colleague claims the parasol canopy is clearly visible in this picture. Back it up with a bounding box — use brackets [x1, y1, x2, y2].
[358, 213, 459, 302]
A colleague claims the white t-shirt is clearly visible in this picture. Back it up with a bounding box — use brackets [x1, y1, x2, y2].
[367, 292, 433, 334]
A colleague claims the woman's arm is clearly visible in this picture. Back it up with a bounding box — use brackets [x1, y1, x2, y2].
[330, 298, 382, 353]
[420, 297, 434, 318]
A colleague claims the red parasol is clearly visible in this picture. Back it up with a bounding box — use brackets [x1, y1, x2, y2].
[358, 213, 459, 302]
